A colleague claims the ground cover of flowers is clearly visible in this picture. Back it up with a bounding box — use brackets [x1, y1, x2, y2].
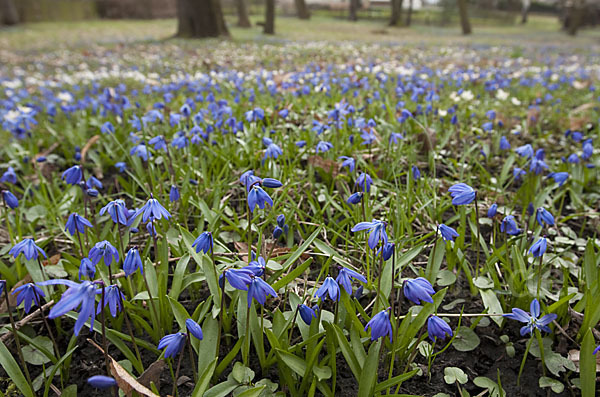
[1, 38, 599, 396]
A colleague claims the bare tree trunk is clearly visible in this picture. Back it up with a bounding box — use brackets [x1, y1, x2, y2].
[520, 0, 530, 24]
[405, 0, 413, 26]
[294, 0, 310, 19]
[389, 0, 403, 26]
[457, 0, 472, 35]
[236, 0, 251, 27]
[264, 0, 275, 34]
[177, 0, 229, 38]
[0, 0, 19, 25]
[349, 0, 359, 21]
[565, 0, 583, 35]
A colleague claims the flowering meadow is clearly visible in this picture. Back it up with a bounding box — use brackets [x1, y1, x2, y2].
[0, 39, 599, 396]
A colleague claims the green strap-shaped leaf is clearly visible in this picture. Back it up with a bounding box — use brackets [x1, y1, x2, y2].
[580, 329, 596, 397]
[0, 339, 34, 397]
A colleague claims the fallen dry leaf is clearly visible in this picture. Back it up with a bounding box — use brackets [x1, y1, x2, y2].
[138, 359, 166, 390]
[567, 349, 600, 373]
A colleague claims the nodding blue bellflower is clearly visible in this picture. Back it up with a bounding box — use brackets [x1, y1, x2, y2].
[97, 284, 124, 317]
[79, 258, 96, 280]
[136, 195, 171, 222]
[87, 375, 117, 389]
[248, 185, 273, 213]
[89, 240, 119, 267]
[448, 183, 476, 205]
[0, 167, 17, 184]
[336, 267, 367, 295]
[100, 199, 129, 225]
[355, 172, 373, 193]
[338, 156, 355, 172]
[65, 212, 93, 236]
[381, 242, 395, 261]
[500, 215, 522, 235]
[9, 238, 47, 261]
[185, 318, 203, 340]
[412, 165, 421, 180]
[529, 237, 547, 257]
[364, 308, 393, 342]
[158, 332, 187, 358]
[427, 315, 453, 342]
[169, 185, 180, 203]
[38, 279, 101, 336]
[547, 172, 569, 186]
[346, 192, 363, 205]
[247, 276, 278, 307]
[192, 231, 213, 254]
[536, 207, 555, 227]
[298, 304, 319, 325]
[123, 247, 143, 276]
[2, 190, 18, 209]
[61, 165, 83, 185]
[315, 276, 340, 302]
[503, 298, 557, 336]
[315, 141, 333, 153]
[487, 203, 498, 218]
[438, 224, 459, 242]
[500, 136, 511, 150]
[222, 268, 254, 291]
[245, 256, 266, 277]
[403, 277, 435, 305]
[351, 220, 388, 249]
[12, 283, 45, 313]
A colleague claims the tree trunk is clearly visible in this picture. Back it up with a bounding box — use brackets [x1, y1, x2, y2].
[0, 0, 19, 25]
[349, 0, 359, 21]
[389, 0, 403, 26]
[177, 0, 229, 38]
[405, 0, 413, 26]
[457, 0, 472, 35]
[520, 0, 530, 24]
[235, 0, 251, 27]
[264, 0, 275, 34]
[565, 0, 583, 36]
[294, 0, 310, 19]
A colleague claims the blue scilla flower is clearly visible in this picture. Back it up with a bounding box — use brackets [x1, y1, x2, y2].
[246, 256, 266, 277]
[336, 267, 367, 295]
[482, 121, 493, 132]
[594, 345, 600, 355]
[515, 144, 534, 159]
[87, 375, 117, 389]
[389, 132, 404, 145]
[487, 203, 498, 218]
[513, 167, 526, 181]
[12, 283, 44, 313]
[273, 226, 283, 239]
[346, 192, 363, 205]
[298, 304, 318, 325]
[403, 277, 435, 305]
[412, 165, 421, 181]
[355, 172, 372, 193]
[62, 165, 82, 185]
[529, 237, 547, 257]
[261, 178, 282, 188]
[38, 279, 101, 336]
[2, 190, 18, 209]
[115, 162, 127, 173]
[130, 143, 150, 161]
[364, 308, 393, 342]
[89, 240, 119, 267]
[100, 121, 114, 134]
[223, 268, 254, 291]
[381, 242, 395, 261]
[148, 136, 167, 151]
[500, 215, 521, 235]
[536, 208, 555, 227]
[136, 195, 171, 222]
[86, 176, 103, 190]
[351, 219, 388, 249]
[248, 185, 273, 213]
[486, 110, 496, 120]
[192, 231, 213, 254]
[0, 167, 16, 184]
[504, 298, 557, 336]
[65, 213, 93, 236]
[245, 107, 265, 122]
[123, 247, 143, 276]
[316, 141, 333, 154]
[169, 185, 180, 203]
[547, 172, 568, 186]
[247, 276, 277, 307]
[9, 238, 47, 261]
[277, 214, 286, 227]
[97, 284, 124, 318]
[264, 143, 283, 163]
[158, 332, 186, 358]
[338, 156, 355, 172]
[100, 199, 129, 225]
[529, 157, 548, 174]
[448, 183, 476, 205]
[79, 258, 96, 280]
[427, 315, 453, 342]
[439, 224, 459, 242]
[315, 276, 340, 302]
[500, 136, 511, 150]
[186, 318, 203, 340]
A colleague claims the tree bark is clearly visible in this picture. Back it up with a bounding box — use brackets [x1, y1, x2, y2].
[405, 0, 413, 26]
[565, 0, 583, 36]
[520, 0, 530, 24]
[294, 0, 310, 19]
[177, 0, 229, 38]
[0, 0, 19, 25]
[457, 0, 472, 35]
[389, 0, 403, 26]
[264, 0, 275, 34]
[349, 0, 359, 21]
[236, 0, 251, 27]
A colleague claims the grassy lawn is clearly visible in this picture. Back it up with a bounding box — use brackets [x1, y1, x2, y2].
[1, 13, 599, 54]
